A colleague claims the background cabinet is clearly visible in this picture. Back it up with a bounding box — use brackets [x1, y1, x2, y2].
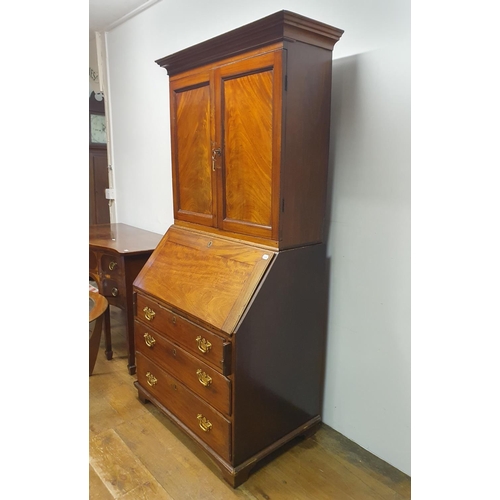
[89, 91, 110, 225]
[134, 10, 343, 487]
[90, 223, 163, 374]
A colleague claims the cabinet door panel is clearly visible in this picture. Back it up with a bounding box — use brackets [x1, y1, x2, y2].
[224, 70, 273, 226]
[217, 51, 282, 240]
[170, 74, 216, 227]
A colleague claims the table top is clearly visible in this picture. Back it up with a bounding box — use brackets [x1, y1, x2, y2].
[89, 290, 108, 323]
[89, 223, 163, 255]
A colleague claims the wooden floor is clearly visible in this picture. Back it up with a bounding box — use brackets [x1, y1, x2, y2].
[90, 307, 411, 499]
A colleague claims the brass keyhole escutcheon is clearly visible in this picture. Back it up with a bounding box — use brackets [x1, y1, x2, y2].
[207, 241, 212, 248]
[143, 306, 155, 321]
[172, 348, 177, 357]
[211, 148, 221, 171]
[144, 333, 156, 348]
[171, 315, 176, 324]
[196, 336, 212, 354]
[196, 369, 212, 387]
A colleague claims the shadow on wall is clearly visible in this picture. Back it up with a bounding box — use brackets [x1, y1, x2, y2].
[323, 52, 359, 372]
[325, 53, 359, 239]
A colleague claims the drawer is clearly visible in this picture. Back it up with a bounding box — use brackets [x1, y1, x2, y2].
[135, 321, 232, 415]
[136, 352, 231, 462]
[100, 279, 124, 299]
[101, 254, 122, 275]
[135, 293, 232, 375]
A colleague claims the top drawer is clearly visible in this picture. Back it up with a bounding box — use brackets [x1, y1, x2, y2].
[101, 254, 122, 275]
[135, 293, 231, 375]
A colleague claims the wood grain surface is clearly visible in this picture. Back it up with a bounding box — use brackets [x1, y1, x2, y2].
[133, 226, 274, 333]
[223, 68, 273, 227]
[171, 74, 215, 226]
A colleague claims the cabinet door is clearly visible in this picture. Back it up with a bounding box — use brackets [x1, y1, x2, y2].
[170, 71, 217, 227]
[215, 51, 283, 240]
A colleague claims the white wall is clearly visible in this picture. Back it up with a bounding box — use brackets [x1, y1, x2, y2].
[89, 37, 99, 94]
[103, 0, 410, 475]
[324, 41, 410, 474]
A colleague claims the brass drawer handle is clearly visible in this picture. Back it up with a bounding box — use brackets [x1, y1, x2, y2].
[145, 371, 157, 387]
[111, 287, 119, 297]
[196, 369, 212, 387]
[196, 336, 212, 354]
[108, 261, 118, 271]
[197, 414, 212, 432]
[143, 306, 156, 321]
[144, 333, 156, 347]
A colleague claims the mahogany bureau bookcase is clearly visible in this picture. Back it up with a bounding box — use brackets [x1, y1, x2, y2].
[89, 223, 162, 374]
[133, 10, 344, 487]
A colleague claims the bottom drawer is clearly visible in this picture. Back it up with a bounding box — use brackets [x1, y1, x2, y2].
[136, 352, 231, 462]
[100, 279, 123, 299]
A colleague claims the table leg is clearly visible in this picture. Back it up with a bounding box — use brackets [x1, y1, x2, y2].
[126, 307, 136, 375]
[104, 306, 113, 360]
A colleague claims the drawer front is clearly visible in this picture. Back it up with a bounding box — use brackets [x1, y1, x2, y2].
[101, 279, 124, 299]
[135, 321, 231, 415]
[101, 254, 122, 275]
[135, 293, 231, 374]
[136, 352, 231, 462]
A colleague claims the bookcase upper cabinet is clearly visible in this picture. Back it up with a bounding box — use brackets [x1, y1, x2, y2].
[156, 10, 344, 249]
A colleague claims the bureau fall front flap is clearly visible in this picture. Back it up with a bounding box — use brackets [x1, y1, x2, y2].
[133, 225, 275, 334]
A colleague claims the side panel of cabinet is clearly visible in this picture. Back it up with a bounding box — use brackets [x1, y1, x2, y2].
[280, 41, 333, 248]
[215, 50, 283, 241]
[170, 72, 217, 227]
[232, 243, 328, 464]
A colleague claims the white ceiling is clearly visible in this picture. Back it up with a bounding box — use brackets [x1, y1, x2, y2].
[89, 0, 160, 39]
